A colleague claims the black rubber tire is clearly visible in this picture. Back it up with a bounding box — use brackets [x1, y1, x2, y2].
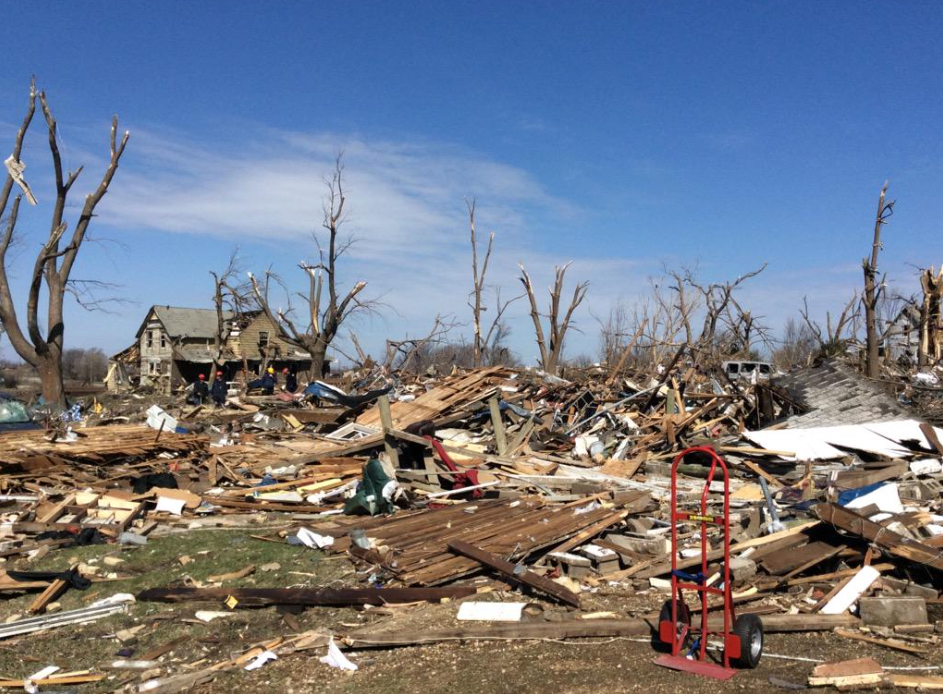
[653, 599, 691, 652]
[731, 613, 763, 668]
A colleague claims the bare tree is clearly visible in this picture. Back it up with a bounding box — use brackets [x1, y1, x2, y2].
[383, 314, 458, 373]
[209, 250, 255, 380]
[0, 81, 129, 406]
[863, 182, 894, 378]
[249, 154, 371, 377]
[799, 293, 859, 358]
[684, 264, 768, 366]
[467, 199, 521, 367]
[773, 317, 817, 370]
[518, 262, 589, 374]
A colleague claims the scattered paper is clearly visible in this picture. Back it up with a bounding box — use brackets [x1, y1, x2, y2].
[292, 528, 334, 549]
[145, 405, 178, 432]
[457, 601, 526, 622]
[244, 650, 277, 671]
[195, 610, 233, 623]
[319, 639, 358, 671]
[155, 496, 186, 516]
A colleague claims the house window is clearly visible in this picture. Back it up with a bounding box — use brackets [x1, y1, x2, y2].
[259, 331, 270, 348]
[155, 361, 162, 374]
[147, 331, 154, 348]
[160, 333, 166, 349]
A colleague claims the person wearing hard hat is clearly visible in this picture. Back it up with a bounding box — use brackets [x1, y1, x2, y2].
[190, 373, 209, 405]
[211, 370, 228, 407]
[247, 366, 276, 395]
[282, 367, 297, 393]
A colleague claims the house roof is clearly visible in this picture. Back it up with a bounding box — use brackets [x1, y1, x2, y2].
[774, 358, 910, 428]
[136, 306, 234, 340]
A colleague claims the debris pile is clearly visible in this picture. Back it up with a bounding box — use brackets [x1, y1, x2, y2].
[0, 357, 941, 690]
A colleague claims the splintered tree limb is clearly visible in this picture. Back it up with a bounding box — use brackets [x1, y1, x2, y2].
[518, 263, 549, 367]
[447, 539, 581, 607]
[518, 261, 588, 374]
[863, 182, 894, 378]
[137, 586, 476, 606]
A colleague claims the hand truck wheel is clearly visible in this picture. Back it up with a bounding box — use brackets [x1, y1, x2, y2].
[730, 614, 763, 669]
[653, 599, 691, 652]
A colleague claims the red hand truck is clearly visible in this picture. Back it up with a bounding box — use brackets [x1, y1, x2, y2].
[653, 446, 763, 680]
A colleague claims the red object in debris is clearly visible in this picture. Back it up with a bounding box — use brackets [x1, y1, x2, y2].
[653, 446, 763, 680]
[424, 436, 482, 498]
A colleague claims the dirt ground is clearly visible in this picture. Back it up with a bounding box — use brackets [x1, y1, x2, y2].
[0, 526, 939, 693]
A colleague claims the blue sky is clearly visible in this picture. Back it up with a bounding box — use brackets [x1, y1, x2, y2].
[1, 2, 941, 364]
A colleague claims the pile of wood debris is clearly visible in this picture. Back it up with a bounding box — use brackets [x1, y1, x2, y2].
[0, 358, 942, 690]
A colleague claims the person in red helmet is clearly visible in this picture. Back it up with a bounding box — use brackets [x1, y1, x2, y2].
[282, 367, 298, 393]
[211, 370, 227, 407]
[190, 373, 209, 405]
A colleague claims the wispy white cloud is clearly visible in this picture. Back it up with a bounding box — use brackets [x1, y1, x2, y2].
[101, 128, 573, 262]
[95, 126, 615, 358]
[83, 125, 880, 364]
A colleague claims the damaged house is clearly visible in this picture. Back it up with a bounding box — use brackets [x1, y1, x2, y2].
[108, 306, 312, 393]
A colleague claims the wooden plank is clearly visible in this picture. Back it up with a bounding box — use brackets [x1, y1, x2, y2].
[808, 656, 885, 688]
[27, 578, 68, 614]
[833, 627, 930, 654]
[377, 395, 400, 467]
[544, 509, 630, 556]
[761, 541, 841, 576]
[637, 521, 820, 579]
[343, 613, 858, 648]
[448, 539, 580, 607]
[890, 673, 943, 689]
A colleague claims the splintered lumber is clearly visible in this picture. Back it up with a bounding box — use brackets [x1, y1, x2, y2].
[760, 541, 842, 576]
[636, 521, 820, 579]
[207, 565, 256, 583]
[890, 673, 943, 689]
[448, 540, 580, 607]
[0, 673, 104, 688]
[342, 613, 859, 648]
[0, 424, 206, 467]
[833, 627, 930, 655]
[315, 497, 640, 586]
[545, 509, 631, 555]
[299, 368, 512, 460]
[137, 586, 477, 607]
[808, 658, 885, 688]
[815, 502, 943, 572]
[27, 578, 68, 614]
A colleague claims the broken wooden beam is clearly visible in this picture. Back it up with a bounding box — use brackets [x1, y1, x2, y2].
[136, 586, 477, 607]
[814, 502, 943, 572]
[342, 612, 859, 648]
[448, 539, 580, 607]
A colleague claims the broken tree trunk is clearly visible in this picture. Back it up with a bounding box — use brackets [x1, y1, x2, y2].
[137, 586, 477, 607]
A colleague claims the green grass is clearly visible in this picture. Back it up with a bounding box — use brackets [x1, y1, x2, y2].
[0, 527, 355, 691]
